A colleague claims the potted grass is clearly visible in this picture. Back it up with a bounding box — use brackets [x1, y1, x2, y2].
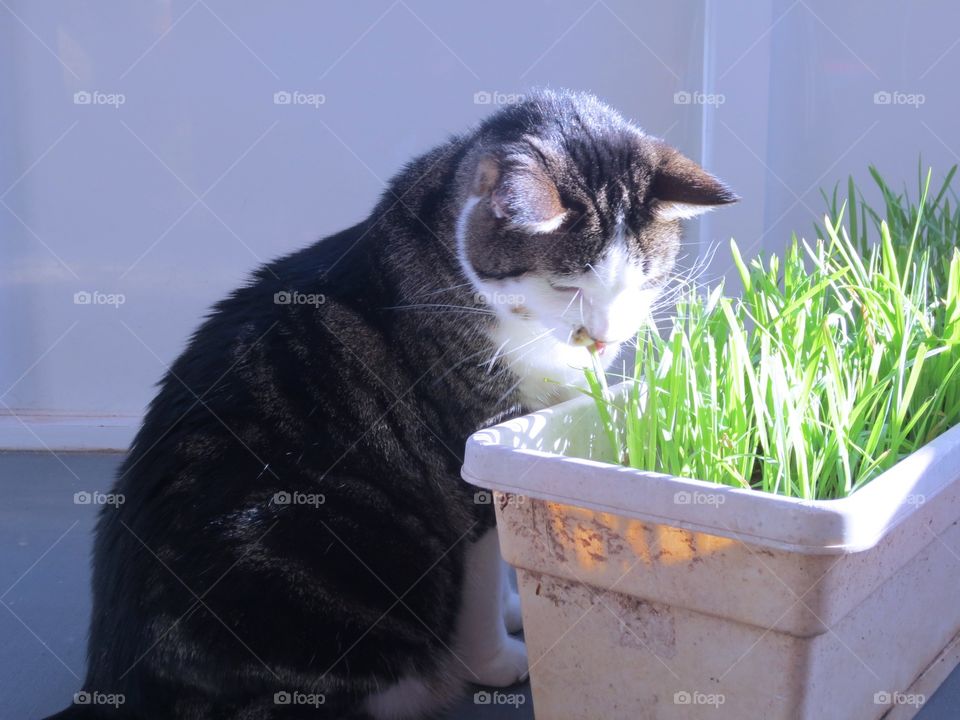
[463, 169, 960, 720]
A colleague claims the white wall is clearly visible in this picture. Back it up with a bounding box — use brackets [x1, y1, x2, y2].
[3, 0, 959, 449]
[0, 0, 708, 448]
[702, 0, 960, 285]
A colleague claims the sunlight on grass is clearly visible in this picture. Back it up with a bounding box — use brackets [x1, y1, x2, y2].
[584, 167, 960, 500]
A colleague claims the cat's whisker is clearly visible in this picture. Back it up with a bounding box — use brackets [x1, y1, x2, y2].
[432, 326, 552, 387]
[431, 322, 505, 382]
[653, 248, 722, 305]
[485, 338, 512, 374]
[486, 338, 555, 385]
[563, 290, 581, 315]
[387, 303, 494, 316]
[585, 262, 608, 287]
[558, 288, 583, 321]
[408, 282, 475, 299]
[477, 328, 563, 388]
[482, 329, 554, 374]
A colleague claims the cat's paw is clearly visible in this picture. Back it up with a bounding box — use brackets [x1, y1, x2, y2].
[471, 636, 528, 687]
[503, 591, 523, 634]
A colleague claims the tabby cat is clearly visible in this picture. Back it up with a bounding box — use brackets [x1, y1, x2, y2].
[46, 90, 734, 720]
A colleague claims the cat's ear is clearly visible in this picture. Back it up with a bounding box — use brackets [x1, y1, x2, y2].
[650, 147, 738, 221]
[472, 155, 567, 234]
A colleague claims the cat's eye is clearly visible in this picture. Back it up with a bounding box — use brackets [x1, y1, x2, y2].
[549, 281, 580, 293]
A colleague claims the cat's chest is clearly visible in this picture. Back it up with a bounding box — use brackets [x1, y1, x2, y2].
[485, 312, 597, 411]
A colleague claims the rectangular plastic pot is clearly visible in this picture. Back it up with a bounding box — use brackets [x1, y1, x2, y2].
[462, 387, 960, 720]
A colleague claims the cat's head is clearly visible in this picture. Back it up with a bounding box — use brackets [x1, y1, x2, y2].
[456, 90, 736, 351]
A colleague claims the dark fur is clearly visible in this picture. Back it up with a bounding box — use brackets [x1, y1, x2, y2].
[45, 91, 733, 720]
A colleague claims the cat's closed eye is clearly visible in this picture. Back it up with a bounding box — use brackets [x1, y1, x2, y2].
[548, 281, 580, 294]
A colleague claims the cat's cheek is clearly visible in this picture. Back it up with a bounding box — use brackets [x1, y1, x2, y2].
[474, 277, 540, 316]
[605, 289, 658, 343]
[581, 286, 659, 345]
[484, 279, 571, 336]
[511, 285, 581, 334]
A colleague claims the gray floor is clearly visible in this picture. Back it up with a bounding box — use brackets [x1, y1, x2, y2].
[0, 451, 956, 719]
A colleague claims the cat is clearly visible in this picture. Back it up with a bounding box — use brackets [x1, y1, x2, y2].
[44, 89, 734, 720]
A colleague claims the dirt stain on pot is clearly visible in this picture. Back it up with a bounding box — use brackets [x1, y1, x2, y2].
[611, 593, 676, 656]
[531, 501, 631, 568]
[526, 572, 677, 658]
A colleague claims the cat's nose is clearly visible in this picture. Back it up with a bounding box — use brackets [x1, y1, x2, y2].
[571, 326, 594, 346]
[571, 327, 611, 354]
[572, 326, 611, 346]
[573, 319, 612, 343]
[573, 324, 630, 347]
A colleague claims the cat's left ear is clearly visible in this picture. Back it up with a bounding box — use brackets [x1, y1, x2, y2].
[472, 155, 567, 234]
[650, 146, 738, 221]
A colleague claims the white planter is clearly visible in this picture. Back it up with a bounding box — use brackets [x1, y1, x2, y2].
[462, 387, 960, 720]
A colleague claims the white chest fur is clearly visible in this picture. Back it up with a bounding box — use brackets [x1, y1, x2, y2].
[485, 309, 618, 411]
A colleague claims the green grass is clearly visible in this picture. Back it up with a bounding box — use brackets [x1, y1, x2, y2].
[583, 167, 960, 500]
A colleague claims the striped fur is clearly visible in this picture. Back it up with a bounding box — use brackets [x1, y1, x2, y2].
[48, 90, 734, 720]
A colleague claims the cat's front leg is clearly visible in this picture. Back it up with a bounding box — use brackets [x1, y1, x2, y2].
[501, 560, 524, 634]
[455, 527, 528, 687]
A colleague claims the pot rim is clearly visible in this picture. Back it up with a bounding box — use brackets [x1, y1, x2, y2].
[462, 384, 960, 554]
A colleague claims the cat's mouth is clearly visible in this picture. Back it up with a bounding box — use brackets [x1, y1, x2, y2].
[568, 326, 609, 353]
